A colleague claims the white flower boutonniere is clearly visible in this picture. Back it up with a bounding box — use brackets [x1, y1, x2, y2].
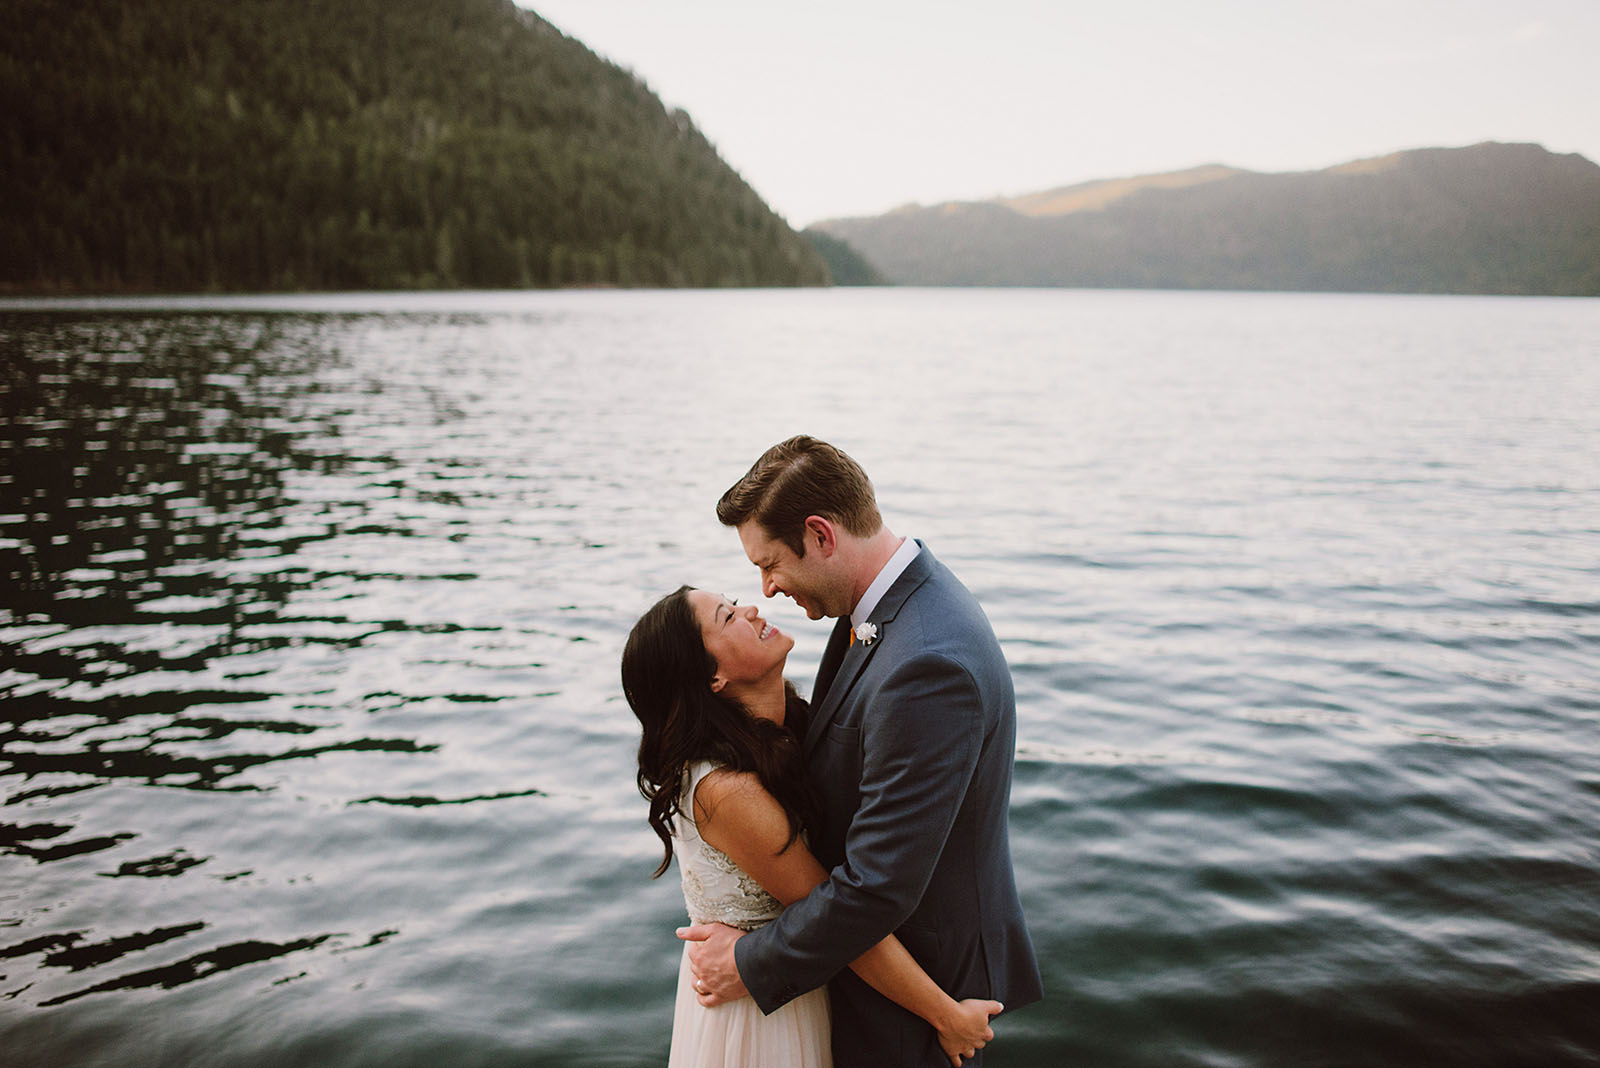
[853, 621, 878, 646]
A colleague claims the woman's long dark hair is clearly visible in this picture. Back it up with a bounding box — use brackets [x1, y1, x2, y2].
[621, 585, 818, 878]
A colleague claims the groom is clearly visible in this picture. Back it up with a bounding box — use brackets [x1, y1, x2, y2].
[681, 436, 1042, 1065]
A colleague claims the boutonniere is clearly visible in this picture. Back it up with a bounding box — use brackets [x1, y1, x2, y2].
[853, 621, 878, 647]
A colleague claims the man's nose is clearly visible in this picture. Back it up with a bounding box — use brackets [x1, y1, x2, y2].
[761, 575, 778, 598]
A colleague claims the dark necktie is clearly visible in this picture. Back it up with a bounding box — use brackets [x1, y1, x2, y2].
[810, 616, 853, 707]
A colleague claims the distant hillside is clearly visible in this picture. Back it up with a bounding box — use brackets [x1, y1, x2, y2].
[998, 164, 1245, 217]
[815, 144, 1600, 295]
[801, 229, 886, 286]
[1, 0, 829, 293]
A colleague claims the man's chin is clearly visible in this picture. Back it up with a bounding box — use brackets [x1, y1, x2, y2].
[785, 596, 821, 620]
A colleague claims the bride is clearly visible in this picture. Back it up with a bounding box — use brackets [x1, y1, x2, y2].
[622, 586, 1001, 1067]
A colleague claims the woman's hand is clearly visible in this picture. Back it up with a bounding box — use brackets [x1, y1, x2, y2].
[936, 998, 1003, 1066]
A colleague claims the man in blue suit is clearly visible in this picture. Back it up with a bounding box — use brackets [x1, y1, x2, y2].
[681, 436, 1042, 1066]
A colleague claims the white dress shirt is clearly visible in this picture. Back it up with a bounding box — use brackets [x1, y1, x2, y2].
[850, 536, 921, 631]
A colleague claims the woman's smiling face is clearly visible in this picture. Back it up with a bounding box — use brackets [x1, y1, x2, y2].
[688, 588, 793, 693]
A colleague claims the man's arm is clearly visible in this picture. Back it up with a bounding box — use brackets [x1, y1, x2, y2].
[735, 651, 985, 1013]
[682, 769, 1001, 1065]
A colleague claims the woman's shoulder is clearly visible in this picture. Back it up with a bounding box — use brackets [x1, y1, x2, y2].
[681, 759, 749, 803]
[689, 764, 768, 825]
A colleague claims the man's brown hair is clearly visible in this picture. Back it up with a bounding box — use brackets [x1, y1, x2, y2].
[716, 436, 882, 556]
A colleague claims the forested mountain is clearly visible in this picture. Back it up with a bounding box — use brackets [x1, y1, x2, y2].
[1, 0, 829, 293]
[814, 144, 1600, 295]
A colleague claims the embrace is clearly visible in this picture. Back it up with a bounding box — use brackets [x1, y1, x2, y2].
[622, 437, 1042, 1067]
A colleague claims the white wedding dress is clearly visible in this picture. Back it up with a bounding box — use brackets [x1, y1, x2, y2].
[668, 761, 831, 1067]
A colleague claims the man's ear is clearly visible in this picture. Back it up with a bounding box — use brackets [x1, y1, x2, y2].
[804, 515, 837, 556]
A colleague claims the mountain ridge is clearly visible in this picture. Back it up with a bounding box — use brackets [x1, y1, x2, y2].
[998, 164, 1248, 218]
[1, 0, 829, 293]
[814, 143, 1600, 295]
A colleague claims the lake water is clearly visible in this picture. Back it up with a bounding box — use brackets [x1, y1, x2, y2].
[2, 288, 1598, 1067]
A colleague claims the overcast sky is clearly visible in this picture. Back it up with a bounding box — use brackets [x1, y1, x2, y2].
[520, 1, 1600, 228]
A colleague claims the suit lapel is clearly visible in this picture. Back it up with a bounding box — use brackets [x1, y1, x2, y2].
[801, 542, 938, 758]
[804, 630, 879, 755]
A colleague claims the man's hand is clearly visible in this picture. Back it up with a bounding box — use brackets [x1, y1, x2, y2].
[676, 922, 749, 1007]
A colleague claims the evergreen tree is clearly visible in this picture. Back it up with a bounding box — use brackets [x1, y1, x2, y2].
[0, 0, 831, 292]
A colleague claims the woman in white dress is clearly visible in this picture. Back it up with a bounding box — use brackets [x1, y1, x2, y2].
[622, 586, 1002, 1067]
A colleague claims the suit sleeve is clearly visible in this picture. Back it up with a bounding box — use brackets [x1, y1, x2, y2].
[735, 650, 984, 1014]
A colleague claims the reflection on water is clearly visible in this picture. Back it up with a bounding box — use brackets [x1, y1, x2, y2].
[3, 313, 449, 1015]
[3, 291, 1599, 1067]
[4, 315, 437, 787]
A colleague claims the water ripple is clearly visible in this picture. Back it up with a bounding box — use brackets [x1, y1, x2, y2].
[4, 291, 1599, 1065]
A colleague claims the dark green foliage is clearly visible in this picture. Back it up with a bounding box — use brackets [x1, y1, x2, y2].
[1, 0, 830, 293]
[801, 229, 885, 286]
[816, 144, 1600, 295]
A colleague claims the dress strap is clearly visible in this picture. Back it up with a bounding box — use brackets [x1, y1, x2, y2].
[680, 760, 722, 825]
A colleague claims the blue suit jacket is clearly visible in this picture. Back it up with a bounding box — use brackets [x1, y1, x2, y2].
[736, 543, 1042, 1065]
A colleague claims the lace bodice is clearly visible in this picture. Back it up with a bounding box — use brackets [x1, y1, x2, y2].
[674, 761, 783, 931]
